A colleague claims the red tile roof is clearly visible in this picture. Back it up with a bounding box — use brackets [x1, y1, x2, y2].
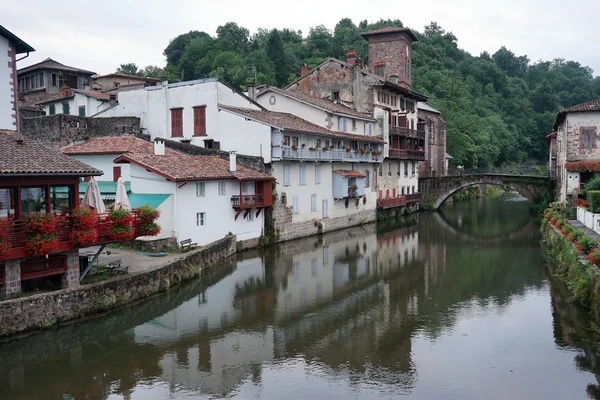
[72, 89, 111, 101]
[554, 99, 600, 130]
[62, 136, 171, 156]
[0, 130, 102, 176]
[334, 170, 366, 178]
[361, 27, 418, 41]
[92, 73, 162, 82]
[218, 105, 385, 143]
[18, 58, 95, 75]
[114, 153, 274, 182]
[259, 86, 374, 120]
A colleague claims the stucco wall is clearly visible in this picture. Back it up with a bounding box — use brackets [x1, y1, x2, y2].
[71, 154, 131, 181]
[0, 36, 15, 130]
[377, 160, 419, 197]
[43, 93, 109, 117]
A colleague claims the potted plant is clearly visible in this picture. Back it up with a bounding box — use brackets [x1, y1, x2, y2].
[348, 184, 358, 198]
[291, 144, 298, 151]
[0, 218, 11, 258]
[345, 147, 351, 153]
[136, 205, 161, 236]
[309, 147, 316, 152]
[107, 209, 134, 241]
[69, 207, 98, 248]
[322, 146, 329, 151]
[301, 143, 306, 148]
[24, 213, 58, 256]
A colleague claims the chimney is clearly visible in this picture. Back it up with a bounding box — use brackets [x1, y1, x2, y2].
[154, 139, 165, 155]
[247, 84, 256, 101]
[346, 50, 357, 66]
[300, 64, 310, 76]
[229, 151, 237, 172]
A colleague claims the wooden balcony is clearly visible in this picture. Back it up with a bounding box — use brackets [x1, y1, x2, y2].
[388, 148, 426, 161]
[377, 193, 421, 209]
[389, 126, 425, 140]
[0, 210, 143, 261]
[231, 195, 267, 209]
[231, 181, 273, 221]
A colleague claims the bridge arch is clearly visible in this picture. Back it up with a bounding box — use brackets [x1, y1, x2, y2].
[419, 174, 554, 209]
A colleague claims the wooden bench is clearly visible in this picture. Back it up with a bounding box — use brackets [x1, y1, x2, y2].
[105, 259, 129, 275]
[180, 238, 198, 252]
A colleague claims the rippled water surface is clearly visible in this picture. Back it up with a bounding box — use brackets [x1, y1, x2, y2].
[2, 194, 600, 400]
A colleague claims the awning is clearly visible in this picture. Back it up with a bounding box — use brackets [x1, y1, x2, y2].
[334, 170, 366, 178]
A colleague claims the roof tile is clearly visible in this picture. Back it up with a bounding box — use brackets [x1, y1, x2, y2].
[114, 153, 274, 182]
[0, 131, 101, 176]
[62, 137, 172, 156]
[18, 58, 95, 75]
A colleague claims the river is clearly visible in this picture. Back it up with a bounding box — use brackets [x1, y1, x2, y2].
[1, 194, 600, 400]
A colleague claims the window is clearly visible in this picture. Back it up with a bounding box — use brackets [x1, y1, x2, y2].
[21, 187, 47, 215]
[332, 91, 340, 101]
[246, 210, 254, 221]
[299, 165, 307, 185]
[78, 106, 85, 117]
[49, 185, 74, 215]
[400, 98, 405, 111]
[364, 170, 370, 188]
[62, 103, 70, 115]
[315, 139, 321, 148]
[292, 196, 299, 214]
[338, 117, 348, 132]
[49, 104, 55, 115]
[581, 127, 598, 149]
[283, 136, 290, 146]
[388, 163, 392, 176]
[218, 181, 226, 196]
[397, 161, 401, 176]
[196, 212, 205, 226]
[283, 165, 290, 186]
[196, 182, 205, 197]
[411, 162, 416, 177]
[0, 188, 15, 218]
[51, 73, 58, 87]
[113, 166, 121, 182]
[193, 106, 206, 136]
[322, 199, 328, 218]
[404, 161, 409, 177]
[171, 108, 183, 137]
[365, 123, 372, 136]
[352, 119, 357, 131]
[242, 181, 251, 194]
[377, 91, 382, 103]
[401, 186, 405, 195]
[311, 194, 317, 211]
[292, 137, 299, 147]
[379, 166, 383, 177]
[315, 165, 321, 185]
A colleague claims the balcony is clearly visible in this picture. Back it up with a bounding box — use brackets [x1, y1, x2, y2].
[389, 126, 425, 140]
[277, 146, 383, 163]
[376, 193, 421, 209]
[406, 193, 421, 202]
[231, 194, 267, 209]
[0, 210, 144, 261]
[388, 148, 426, 161]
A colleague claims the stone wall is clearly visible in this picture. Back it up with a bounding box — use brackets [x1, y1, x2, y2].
[365, 31, 412, 88]
[0, 235, 236, 338]
[20, 114, 140, 149]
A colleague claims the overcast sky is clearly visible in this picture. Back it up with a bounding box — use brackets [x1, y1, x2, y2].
[5, 0, 600, 76]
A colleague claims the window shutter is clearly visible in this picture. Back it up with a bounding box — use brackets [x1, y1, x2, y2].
[283, 165, 290, 186]
[194, 106, 206, 136]
[113, 166, 121, 182]
[171, 109, 183, 137]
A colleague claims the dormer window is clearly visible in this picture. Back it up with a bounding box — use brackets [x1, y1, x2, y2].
[332, 91, 340, 101]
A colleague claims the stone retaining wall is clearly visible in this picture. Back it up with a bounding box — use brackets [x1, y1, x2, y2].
[0, 236, 236, 338]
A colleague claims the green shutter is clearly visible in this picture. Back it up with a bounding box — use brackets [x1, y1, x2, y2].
[79, 106, 85, 116]
[49, 104, 55, 115]
[62, 103, 69, 114]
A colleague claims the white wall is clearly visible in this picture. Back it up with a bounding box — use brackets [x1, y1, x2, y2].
[129, 163, 264, 245]
[43, 93, 109, 117]
[98, 79, 270, 159]
[273, 161, 377, 223]
[70, 154, 131, 182]
[0, 36, 14, 130]
[378, 159, 419, 197]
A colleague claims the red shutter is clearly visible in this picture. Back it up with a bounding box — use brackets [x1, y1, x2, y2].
[113, 166, 121, 182]
[171, 109, 183, 137]
[194, 106, 206, 136]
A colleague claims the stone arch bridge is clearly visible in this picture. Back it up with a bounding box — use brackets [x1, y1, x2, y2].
[419, 174, 555, 209]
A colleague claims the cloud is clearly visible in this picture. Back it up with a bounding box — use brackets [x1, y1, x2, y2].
[5, 0, 600, 75]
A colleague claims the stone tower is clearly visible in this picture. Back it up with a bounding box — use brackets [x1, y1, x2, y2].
[361, 27, 418, 90]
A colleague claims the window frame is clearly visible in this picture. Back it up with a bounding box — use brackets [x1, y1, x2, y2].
[580, 127, 598, 149]
[170, 108, 183, 137]
[196, 212, 206, 226]
[299, 165, 307, 186]
[193, 105, 207, 137]
[311, 194, 317, 212]
[218, 181, 227, 196]
[62, 102, 70, 115]
[196, 182, 205, 197]
[315, 165, 321, 185]
[283, 164, 290, 186]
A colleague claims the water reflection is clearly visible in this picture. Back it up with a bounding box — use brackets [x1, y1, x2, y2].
[1, 197, 599, 399]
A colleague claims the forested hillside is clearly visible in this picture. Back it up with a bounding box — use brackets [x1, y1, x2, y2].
[119, 19, 600, 168]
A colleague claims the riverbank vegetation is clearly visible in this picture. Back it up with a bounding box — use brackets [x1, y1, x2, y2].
[450, 184, 505, 202]
[542, 205, 600, 318]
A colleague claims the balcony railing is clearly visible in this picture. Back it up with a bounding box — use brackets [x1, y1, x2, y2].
[1, 210, 143, 261]
[231, 194, 267, 209]
[377, 193, 421, 209]
[276, 146, 383, 163]
[388, 148, 426, 161]
[389, 126, 425, 139]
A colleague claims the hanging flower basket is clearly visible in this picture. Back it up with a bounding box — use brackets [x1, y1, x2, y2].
[0, 219, 11, 258]
[24, 213, 58, 256]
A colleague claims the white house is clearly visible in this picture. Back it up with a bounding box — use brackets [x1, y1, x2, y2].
[218, 105, 384, 231]
[38, 87, 113, 117]
[0, 25, 34, 131]
[97, 78, 272, 158]
[114, 144, 274, 246]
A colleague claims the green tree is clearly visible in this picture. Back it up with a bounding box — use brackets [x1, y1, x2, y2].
[265, 29, 287, 86]
[116, 63, 142, 76]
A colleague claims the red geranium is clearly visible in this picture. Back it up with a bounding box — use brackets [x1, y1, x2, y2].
[24, 214, 57, 256]
[574, 198, 589, 208]
[0, 219, 11, 258]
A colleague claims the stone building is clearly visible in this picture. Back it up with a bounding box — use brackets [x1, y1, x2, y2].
[550, 99, 600, 202]
[417, 102, 447, 177]
[282, 26, 447, 210]
[17, 58, 95, 94]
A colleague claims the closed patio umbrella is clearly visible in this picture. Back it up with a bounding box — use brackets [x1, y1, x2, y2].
[114, 177, 131, 211]
[82, 177, 106, 214]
